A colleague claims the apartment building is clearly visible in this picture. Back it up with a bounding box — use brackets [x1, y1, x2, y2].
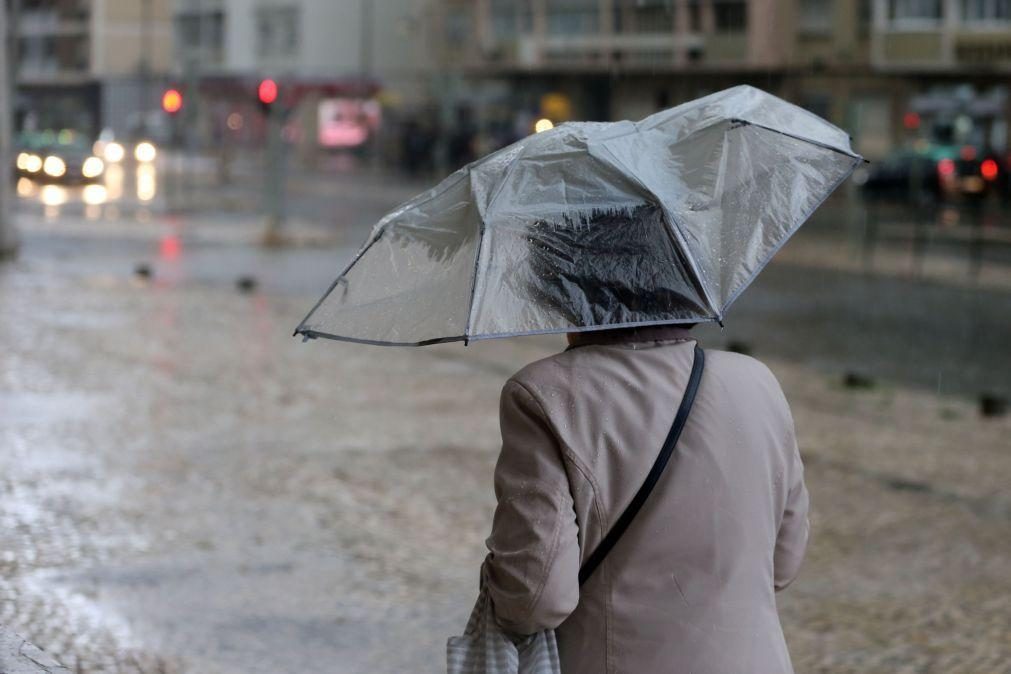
[10, 0, 173, 135]
[437, 0, 1011, 159]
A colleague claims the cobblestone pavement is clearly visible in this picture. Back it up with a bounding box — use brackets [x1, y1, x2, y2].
[1, 178, 1009, 672]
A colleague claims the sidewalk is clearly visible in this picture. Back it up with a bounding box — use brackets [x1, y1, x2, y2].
[1, 206, 1009, 672]
[1, 627, 69, 673]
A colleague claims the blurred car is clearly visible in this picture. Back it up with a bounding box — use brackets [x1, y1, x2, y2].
[13, 133, 46, 178]
[92, 127, 159, 165]
[857, 144, 1005, 202]
[15, 131, 105, 184]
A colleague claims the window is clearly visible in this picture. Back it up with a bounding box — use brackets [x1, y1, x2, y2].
[713, 1, 747, 33]
[889, 0, 942, 23]
[800, 0, 833, 34]
[175, 10, 224, 51]
[962, 0, 1011, 21]
[256, 5, 299, 59]
[546, 0, 599, 35]
[858, 0, 872, 36]
[491, 0, 518, 39]
[616, 0, 675, 34]
[688, 0, 702, 31]
[445, 6, 473, 43]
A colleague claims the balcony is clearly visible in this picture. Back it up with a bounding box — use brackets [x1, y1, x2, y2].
[18, 10, 89, 38]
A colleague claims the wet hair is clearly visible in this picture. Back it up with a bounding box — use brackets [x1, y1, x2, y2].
[525, 203, 707, 327]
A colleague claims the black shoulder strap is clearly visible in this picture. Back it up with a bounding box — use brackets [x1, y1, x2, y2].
[578, 344, 705, 587]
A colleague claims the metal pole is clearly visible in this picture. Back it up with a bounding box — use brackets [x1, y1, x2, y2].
[0, 0, 19, 259]
[262, 102, 285, 245]
[139, 0, 152, 136]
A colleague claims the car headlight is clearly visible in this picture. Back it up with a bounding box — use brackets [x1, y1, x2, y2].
[103, 141, 125, 163]
[134, 141, 157, 163]
[16, 152, 29, 170]
[25, 154, 43, 173]
[43, 155, 67, 178]
[82, 156, 105, 178]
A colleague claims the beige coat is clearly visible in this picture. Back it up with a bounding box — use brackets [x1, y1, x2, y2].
[481, 326, 809, 674]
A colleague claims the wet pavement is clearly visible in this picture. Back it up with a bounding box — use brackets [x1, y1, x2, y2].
[1, 164, 1009, 672]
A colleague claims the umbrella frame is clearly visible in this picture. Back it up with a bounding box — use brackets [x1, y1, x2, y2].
[294, 117, 865, 347]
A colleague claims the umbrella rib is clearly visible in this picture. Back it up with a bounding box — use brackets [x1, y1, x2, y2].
[730, 118, 865, 162]
[462, 202, 487, 345]
[462, 143, 532, 342]
[295, 328, 467, 347]
[660, 205, 722, 321]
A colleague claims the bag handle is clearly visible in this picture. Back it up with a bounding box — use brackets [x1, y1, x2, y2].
[578, 344, 705, 587]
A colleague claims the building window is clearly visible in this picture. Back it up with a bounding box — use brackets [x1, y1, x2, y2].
[962, 0, 1011, 22]
[445, 6, 473, 43]
[615, 0, 675, 34]
[491, 0, 518, 39]
[799, 0, 833, 34]
[688, 0, 702, 31]
[546, 0, 599, 35]
[889, 0, 942, 24]
[713, 1, 747, 33]
[175, 10, 224, 54]
[858, 0, 872, 36]
[256, 5, 299, 59]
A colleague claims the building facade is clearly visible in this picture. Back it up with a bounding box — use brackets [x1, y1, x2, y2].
[10, 0, 173, 135]
[437, 0, 1011, 159]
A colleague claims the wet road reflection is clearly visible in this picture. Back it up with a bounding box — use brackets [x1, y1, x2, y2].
[15, 157, 159, 222]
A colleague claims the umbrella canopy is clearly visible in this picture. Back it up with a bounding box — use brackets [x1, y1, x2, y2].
[296, 85, 863, 346]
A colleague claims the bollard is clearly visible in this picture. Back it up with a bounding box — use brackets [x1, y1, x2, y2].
[726, 341, 752, 356]
[979, 393, 1008, 418]
[236, 275, 258, 293]
[843, 372, 876, 390]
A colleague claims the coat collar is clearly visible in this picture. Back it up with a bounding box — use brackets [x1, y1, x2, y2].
[566, 324, 696, 349]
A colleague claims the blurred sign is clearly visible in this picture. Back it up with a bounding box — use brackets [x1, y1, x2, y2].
[317, 98, 380, 149]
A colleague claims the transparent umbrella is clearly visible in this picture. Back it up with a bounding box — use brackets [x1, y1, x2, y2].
[295, 85, 863, 346]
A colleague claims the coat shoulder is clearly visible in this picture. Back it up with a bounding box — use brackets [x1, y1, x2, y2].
[504, 346, 587, 395]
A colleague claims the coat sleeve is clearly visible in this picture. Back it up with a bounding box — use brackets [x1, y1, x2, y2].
[773, 404, 810, 592]
[481, 379, 581, 635]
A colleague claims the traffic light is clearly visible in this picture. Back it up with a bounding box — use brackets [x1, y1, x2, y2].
[162, 88, 183, 115]
[257, 79, 278, 115]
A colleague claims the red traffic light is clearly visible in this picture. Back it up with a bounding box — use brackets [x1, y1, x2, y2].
[981, 158, 999, 181]
[162, 88, 183, 114]
[258, 79, 278, 105]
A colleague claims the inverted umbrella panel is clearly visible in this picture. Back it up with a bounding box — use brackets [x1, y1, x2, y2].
[593, 119, 862, 314]
[301, 170, 481, 345]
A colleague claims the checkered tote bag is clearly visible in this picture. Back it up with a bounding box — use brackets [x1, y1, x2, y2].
[446, 585, 561, 674]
